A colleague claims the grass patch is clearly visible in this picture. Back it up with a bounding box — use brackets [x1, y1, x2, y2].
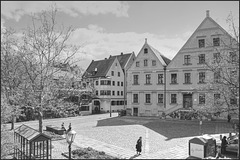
[63, 147, 122, 159]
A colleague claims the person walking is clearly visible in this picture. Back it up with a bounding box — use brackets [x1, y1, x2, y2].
[221, 136, 228, 154]
[136, 137, 142, 155]
[227, 114, 231, 123]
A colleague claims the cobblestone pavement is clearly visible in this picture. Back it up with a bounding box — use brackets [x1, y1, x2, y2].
[8, 113, 236, 159]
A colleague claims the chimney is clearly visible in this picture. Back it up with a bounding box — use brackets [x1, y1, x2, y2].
[105, 58, 107, 60]
[206, 10, 210, 17]
[145, 38, 147, 44]
[121, 52, 123, 55]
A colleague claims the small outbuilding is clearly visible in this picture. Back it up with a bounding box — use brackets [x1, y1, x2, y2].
[14, 124, 52, 159]
[189, 134, 216, 159]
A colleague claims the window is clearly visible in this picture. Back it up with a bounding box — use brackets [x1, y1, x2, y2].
[121, 91, 123, 96]
[145, 94, 151, 103]
[171, 74, 177, 84]
[199, 54, 205, 64]
[214, 94, 220, 104]
[121, 82, 123, 86]
[96, 90, 98, 96]
[112, 91, 115, 96]
[199, 94, 205, 104]
[213, 53, 220, 63]
[171, 94, 177, 104]
[81, 105, 89, 111]
[230, 98, 237, 105]
[152, 60, 156, 66]
[158, 94, 163, 103]
[117, 81, 120, 86]
[184, 55, 191, 65]
[111, 71, 114, 76]
[146, 74, 151, 84]
[199, 72, 205, 83]
[136, 61, 140, 67]
[144, 59, 148, 66]
[133, 94, 138, 103]
[112, 81, 115, 86]
[229, 52, 237, 63]
[213, 37, 220, 46]
[144, 48, 148, 54]
[118, 72, 120, 77]
[184, 73, 191, 84]
[96, 81, 99, 85]
[117, 91, 120, 96]
[133, 75, 139, 85]
[100, 90, 111, 95]
[100, 80, 111, 85]
[199, 39, 205, 48]
[158, 74, 163, 84]
[214, 70, 221, 83]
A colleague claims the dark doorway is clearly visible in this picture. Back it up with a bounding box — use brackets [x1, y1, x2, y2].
[133, 108, 138, 116]
[183, 94, 192, 109]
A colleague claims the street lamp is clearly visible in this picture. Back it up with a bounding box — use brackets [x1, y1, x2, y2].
[66, 129, 77, 160]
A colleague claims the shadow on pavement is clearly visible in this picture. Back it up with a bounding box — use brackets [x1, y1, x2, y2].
[129, 154, 140, 159]
[96, 116, 234, 140]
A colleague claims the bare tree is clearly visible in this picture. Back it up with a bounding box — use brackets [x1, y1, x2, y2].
[197, 13, 239, 119]
[17, 6, 81, 132]
[1, 28, 24, 129]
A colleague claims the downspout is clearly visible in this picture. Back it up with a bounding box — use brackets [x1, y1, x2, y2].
[123, 69, 126, 109]
[164, 66, 167, 109]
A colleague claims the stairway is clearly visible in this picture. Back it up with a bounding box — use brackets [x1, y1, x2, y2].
[164, 105, 183, 116]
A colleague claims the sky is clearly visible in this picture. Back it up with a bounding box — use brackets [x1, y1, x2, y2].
[1, 1, 239, 70]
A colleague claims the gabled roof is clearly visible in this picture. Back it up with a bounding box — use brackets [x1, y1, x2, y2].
[168, 10, 235, 67]
[83, 58, 115, 78]
[109, 53, 132, 69]
[14, 124, 51, 142]
[148, 43, 171, 66]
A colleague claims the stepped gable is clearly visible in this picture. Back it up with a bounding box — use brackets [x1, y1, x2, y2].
[83, 58, 115, 78]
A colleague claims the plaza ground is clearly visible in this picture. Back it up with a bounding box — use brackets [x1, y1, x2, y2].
[5, 113, 238, 159]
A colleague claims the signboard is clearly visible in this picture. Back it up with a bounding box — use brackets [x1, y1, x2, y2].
[190, 143, 204, 158]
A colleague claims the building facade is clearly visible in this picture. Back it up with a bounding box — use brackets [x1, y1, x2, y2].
[126, 39, 171, 116]
[126, 11, 239, 118]
[82, 52, 135, 113]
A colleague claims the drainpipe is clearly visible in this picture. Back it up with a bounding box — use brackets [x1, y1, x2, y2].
[164, 66, 167, 109]
[123, 69, 126, 109]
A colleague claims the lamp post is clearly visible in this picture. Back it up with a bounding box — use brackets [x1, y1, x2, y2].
[66, 128, 77, 160]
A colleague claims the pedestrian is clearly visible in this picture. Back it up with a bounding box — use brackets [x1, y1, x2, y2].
[136, 137, 142, 155]
[221, 136, 228, 154]
[61, 122, 66, 131]
[227, 114, 231, 123]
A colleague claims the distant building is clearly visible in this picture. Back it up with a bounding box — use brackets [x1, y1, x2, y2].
[82, 52, 135, 113]
[126, 39, 171, 116]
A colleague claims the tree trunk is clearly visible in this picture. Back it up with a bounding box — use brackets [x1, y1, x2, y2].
[11, 116, 16, 130]
[38, 111, 43, 133]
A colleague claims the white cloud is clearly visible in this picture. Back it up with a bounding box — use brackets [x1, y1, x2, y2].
[1, 1, 129, 21]
[67, 25, 187, 70]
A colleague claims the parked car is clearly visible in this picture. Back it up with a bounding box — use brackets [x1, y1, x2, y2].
[226, 134, 239, 153]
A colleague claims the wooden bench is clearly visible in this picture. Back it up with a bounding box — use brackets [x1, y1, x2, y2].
[46, 125, 65, 135]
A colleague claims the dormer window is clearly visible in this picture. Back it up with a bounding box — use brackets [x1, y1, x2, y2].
[144, 48, 148, 54]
